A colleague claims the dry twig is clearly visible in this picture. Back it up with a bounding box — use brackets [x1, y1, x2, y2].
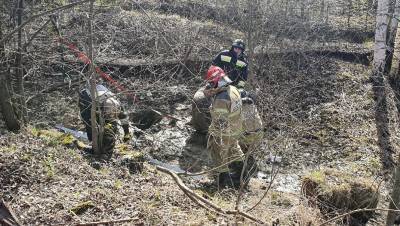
[156, 165, 266, 225]
[319, 208, 400, 226]
[1, 0, 92, 45]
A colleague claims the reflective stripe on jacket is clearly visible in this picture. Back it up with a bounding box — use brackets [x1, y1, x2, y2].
[212, 49, 248, 85]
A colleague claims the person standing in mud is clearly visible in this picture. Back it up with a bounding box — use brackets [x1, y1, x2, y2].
[191, 39, 248, 134]
[204, 66, 252, 189]
[212, 39, 248, 88]
[78, 84, 131, 155]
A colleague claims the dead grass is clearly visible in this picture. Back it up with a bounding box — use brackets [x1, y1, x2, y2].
[0, 2, 394, 225]
[302, 168, 379, 224]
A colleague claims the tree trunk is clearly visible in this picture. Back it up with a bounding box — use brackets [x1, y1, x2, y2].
[387, 160, 400, 225]
[15, 0, 25, 123]
[385, 0, 400, 74]
[372, 0, 394, 169]
[326, 5, 330, 24]
[365, 3, 369, 30]
[387, 1, 400, 225]
[347, 0, 353, 29]
[284, 0, 289, 22]
[389, 6, 400, 121]
[0, 15, 20, 132]
[391, 25, 400, 77]
[320, 0, 325, 19]
[246, 0, 254, 75]
[88, 0, 101, 154]
[0, 76, 20, 132]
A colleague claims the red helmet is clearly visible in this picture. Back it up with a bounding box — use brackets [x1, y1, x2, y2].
[205, 65, 231, 87]
[206, 66, 224, 80]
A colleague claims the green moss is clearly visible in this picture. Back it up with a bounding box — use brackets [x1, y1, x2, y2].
[338, 70, 354, 80]
[270, 191, 293, 207]
[99, 168, 110, 175]
[206, 211, 217, 221]
[126, 151, 144, 159]
[366, 157, 381, 174]
[114, 179, 123, 190]
[29, 127, 40, 136]
[21, 152, 33, 162]
[315, 129, 328, 142]
[42, 155, 56, 179]
[270, 191, 279, 201]
[154, 190, 161, 202]
[363, 38, 374, 49]
[61, 134, 75, 145]
[116, 144, 130, 155]
[1, 144, 17, 153]
[70, 201, 95, 215]
[32, 128, 79, 148]
[38, 129, 62, 138]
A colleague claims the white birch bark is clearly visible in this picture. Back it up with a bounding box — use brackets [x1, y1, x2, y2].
[373, 0, 390, 73]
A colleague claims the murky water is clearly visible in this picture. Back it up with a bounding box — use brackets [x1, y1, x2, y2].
[56, 106, 301, 194]
[257, 171, 300, 193]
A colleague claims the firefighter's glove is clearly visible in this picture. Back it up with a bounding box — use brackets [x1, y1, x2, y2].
[248, 92, 257, 104]
[242, 97, 254, 105]
[237, 81, 246, 89]
[239, 89, 248, 98]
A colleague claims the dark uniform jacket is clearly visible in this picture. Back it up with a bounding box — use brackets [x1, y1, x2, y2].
[212, 49, 248, 86]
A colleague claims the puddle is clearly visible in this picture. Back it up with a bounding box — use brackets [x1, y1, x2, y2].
[56, 119, 301, 193]
[257, 171, 300, 193]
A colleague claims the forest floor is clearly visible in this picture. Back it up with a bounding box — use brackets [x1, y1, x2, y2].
[1, 2, 399, 225]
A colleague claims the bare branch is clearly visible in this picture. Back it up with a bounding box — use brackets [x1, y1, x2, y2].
[0, 0, 92, 45]
[246, 163, 280, 212]
[156, 165, 266, 225]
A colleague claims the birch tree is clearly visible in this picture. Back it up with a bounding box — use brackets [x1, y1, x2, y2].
[385, 0, 400, 74]
[372, 0, 394, 168]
